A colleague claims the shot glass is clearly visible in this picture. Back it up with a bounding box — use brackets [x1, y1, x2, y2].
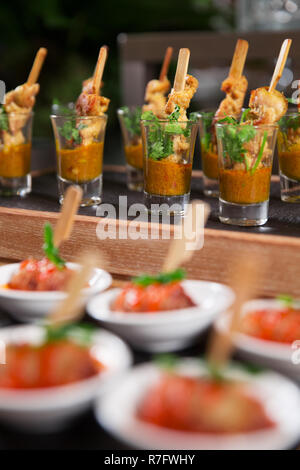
[117, 106, 143, 191]
[216, 122, 278, 226]
[141, 118, 198, 215]
[197, 110, 219, 197]
[277, 112, 300, 202]
[0, 112, 33, 196]
[51, 109, 107, 206]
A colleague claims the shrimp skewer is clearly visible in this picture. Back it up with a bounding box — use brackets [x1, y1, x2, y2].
[214, 39, 249, 123]
[3, 47, 47, 146]
[76, 46, 110, 145]
[164, 48, 198, 163]
[165, 48, 198, 121]
[248, 39, 291, 125]
[143, 47, 173, 119]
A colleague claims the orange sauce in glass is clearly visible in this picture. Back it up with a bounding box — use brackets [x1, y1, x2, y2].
[58, 141, 104, 183]
[144, 159, 192, 196]
[125, 143, 143, 169]
[219, 167, 272, 204]
[0, 143, 31, 178]
[278, 149, 300, 181]
[202, 149, 219, 180]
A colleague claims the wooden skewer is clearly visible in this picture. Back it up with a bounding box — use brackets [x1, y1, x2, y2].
[159, 47, 173, 82]
[269, 39, 292, 93]
[162, 200, 210, 273]
[48, 252, 98, 325]
[206, 256, 259, 368]
[229, 39, 249, 79]
[297, 80, 300, 112]
[173, 48, 190, 92]
[93, 46, 108, 96]
[27, 47, 48, 85]
[53, 186, 83, 248]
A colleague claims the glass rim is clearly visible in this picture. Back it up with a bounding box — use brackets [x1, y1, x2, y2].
[50, 113, 107, 120]
[215, 122, 278, 130]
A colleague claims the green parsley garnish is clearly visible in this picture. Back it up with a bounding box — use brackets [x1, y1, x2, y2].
[154, 354, 178, 371]
[277, 293, 294, 308]
[43, 223, 66, 269]
[216, 121, 256, 167]
[200, 111, 214, 152]
[120, 106, 142, 136]
[141, 105, 194, 161]
[45, 323, 96, 346]
[58, 118, 86, 145]
[279, 113, 300, 133]
[132, 268, 185, 287]
[0, 106, 8, 131]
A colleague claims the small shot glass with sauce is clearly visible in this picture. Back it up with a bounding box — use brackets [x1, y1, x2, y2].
[51, 104, 107, 206]
[277, 111, 300, 202]
[117, 106, 143, 191]
[141, 117, 198, 216]
[0, 111, 33, 196]
[216, 121, 278, 226]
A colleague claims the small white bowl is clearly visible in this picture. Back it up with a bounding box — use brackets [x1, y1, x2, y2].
[96, 359, 300, 450]
[216, 299, 300, 381]
[0, 324, 132, 432]
[87, 280, 234, 352]
[0, 262, 112, 322]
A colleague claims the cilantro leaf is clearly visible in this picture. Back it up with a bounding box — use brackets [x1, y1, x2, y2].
[0, 106, 8, 131]
[120, 106, 142, 136]
[132, 268, 186, 287]
[43, 223, 66, 269]
[45, 323, 96, 346]
[58, 117, 86, 145]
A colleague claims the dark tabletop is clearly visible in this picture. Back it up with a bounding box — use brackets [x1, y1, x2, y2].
[0, 169, 300, 238]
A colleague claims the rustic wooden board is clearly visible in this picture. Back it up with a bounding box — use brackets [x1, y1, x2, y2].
[1, 205, 300, 298]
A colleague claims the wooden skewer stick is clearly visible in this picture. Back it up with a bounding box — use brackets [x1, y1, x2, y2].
[159, 47, 173, 82]
[48, 252, 98, 325]
[269, 39, 292, 93]
[93, 46, 108, 96]
[297, 80, 300, 112]
[162, 200, 210, 273]
[229, 39, 249, 79]
[27, 47, 48, 85]
[206, 256, 259, 368]
[173, 48, 190, 92]
[53, 186, 83, 248]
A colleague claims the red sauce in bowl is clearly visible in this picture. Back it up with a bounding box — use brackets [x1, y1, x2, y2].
[239, 307, 300, 343]
[111, 282, 195, 313]
[0, 340, 103, 389]
[137, 374, 274, 433]
[8, 258, 74, 292]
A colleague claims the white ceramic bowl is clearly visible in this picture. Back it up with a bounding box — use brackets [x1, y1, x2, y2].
[0, 324, 132, 432]
[216, 299, 300, 381]
[96, 359, 300, 450]
[87, 280, 234, 352]
[0, 262, 112, 322]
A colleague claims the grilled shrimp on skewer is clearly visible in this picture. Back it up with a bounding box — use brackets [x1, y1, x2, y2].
[75, 46, 110, 145]
[214, 39, 249, 122]
[2, 47, 47, 144]
[143, 47, 173, 118]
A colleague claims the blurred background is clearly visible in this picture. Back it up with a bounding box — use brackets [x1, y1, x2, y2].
[1, 0, 300, 164]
